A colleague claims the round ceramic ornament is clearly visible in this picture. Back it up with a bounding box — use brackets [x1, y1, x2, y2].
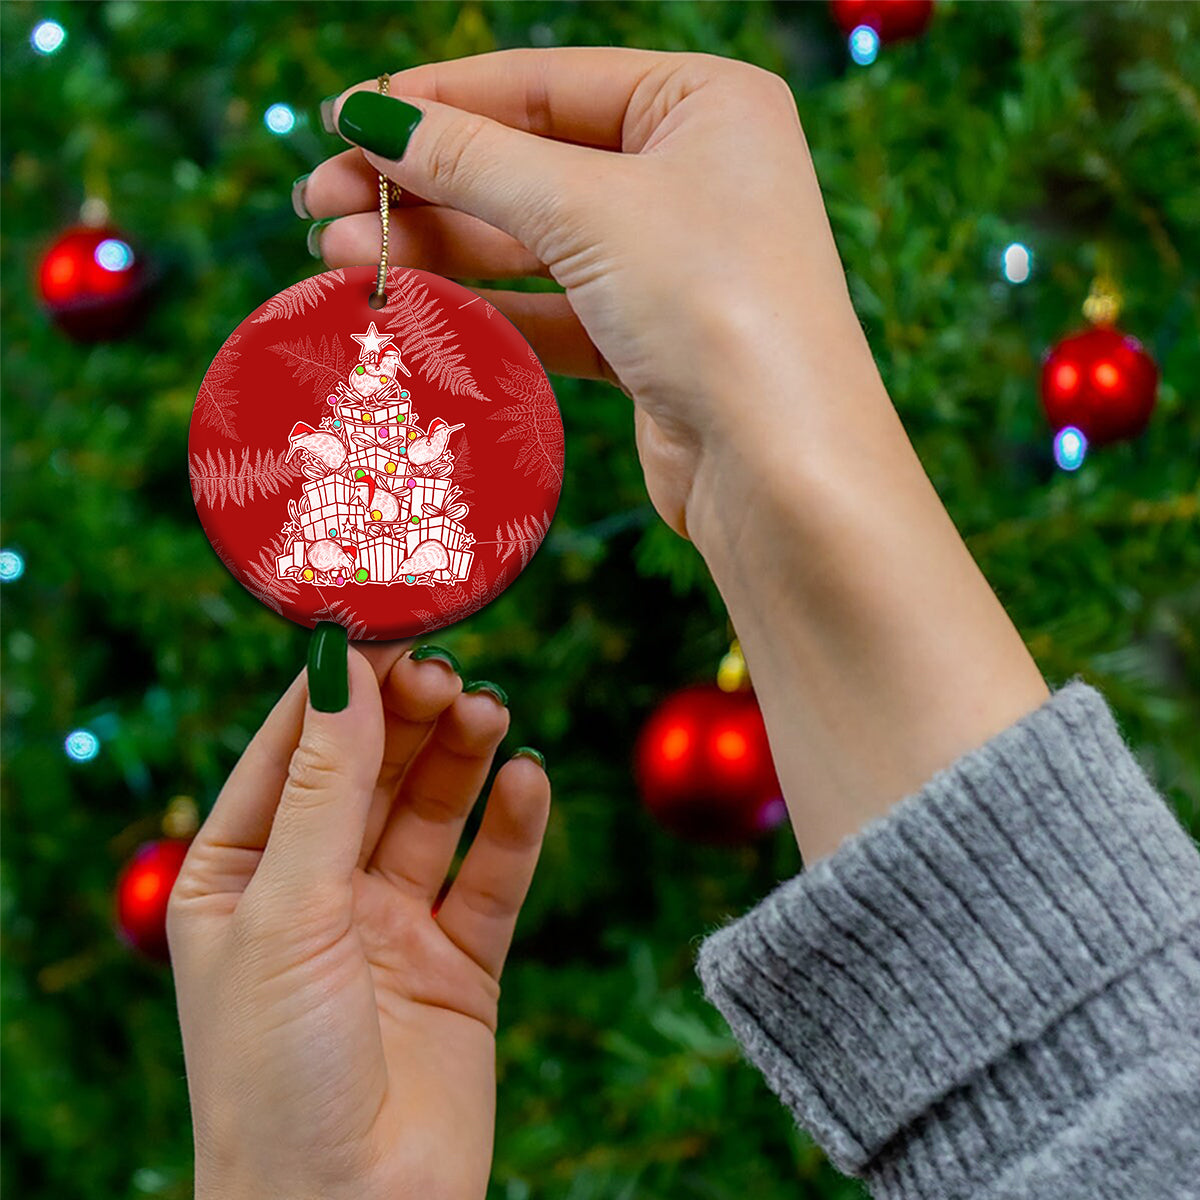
[189, 264, 564, 639]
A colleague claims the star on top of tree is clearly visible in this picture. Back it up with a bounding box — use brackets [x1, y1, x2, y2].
[351, 321, 395, 362]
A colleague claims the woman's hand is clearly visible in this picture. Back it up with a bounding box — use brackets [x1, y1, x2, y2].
[300, 47, 880, 547]
[167, 633, 550, 1200]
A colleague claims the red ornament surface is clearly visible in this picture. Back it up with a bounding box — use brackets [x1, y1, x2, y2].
[634, 684, 786, 845]
[115, 838, 191, 962]
[1040, 326, 1158, 446]
[189, 266, 564, 639]
[37, 225, 149, 341]
[830, 0, 934, 41]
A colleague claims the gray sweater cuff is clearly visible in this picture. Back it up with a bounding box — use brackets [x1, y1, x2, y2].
[695, 680, 1200, 1186]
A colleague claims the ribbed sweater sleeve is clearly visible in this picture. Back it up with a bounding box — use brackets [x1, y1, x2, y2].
[694, 680, 1200, 1199]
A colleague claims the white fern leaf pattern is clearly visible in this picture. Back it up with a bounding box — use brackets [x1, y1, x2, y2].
[268, 334, 350, 394]
[489, 357, 562, 489]
[381, 271, 489, 401]
[252, 271, 346, 323]
[311, 599, 368, 639]
[242, 531, 300, 613]
[473, 511, 551, 569]
[196, 335, 241, 440]
[189, 447, 302, 511]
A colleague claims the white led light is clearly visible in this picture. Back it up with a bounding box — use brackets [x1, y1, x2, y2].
[95, 238, 134, 272]
[264, 103, 297, 135]
[1053, 425, 1087, 471]
[32, 20, 66, 55]
[849, 25, 880, 66]
[1002, 242, 1032, 284]
[65, 729, 101, 762]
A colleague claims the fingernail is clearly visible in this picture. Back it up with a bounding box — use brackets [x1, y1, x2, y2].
[291, 173, 312, 219]
[308, 622, 349, 712]
[319, 94, 339, 134]
[336, 92, 424, 160]
[306, 218, 335, 260]
[512, 746, 546, 770]
[464, 680, 508, 707]
[409, 644, 461, 674]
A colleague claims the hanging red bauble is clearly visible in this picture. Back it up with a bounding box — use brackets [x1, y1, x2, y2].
[37, 225, 149, 341]
[634, 683, 785, 845]
[829, 0, 934, 42]
[114, 838, 191, 962]
[1040, 326, 1158, 446]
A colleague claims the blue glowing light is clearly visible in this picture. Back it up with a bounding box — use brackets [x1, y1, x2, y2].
[95, 238, 134, 272]
[65, 729, 101, 762]
[1002, 242, 1032, 284]
[0, 548, 25, 582]
[264, 103, 296, 135]
[31, 20, 66, 55]
[1053, 425, 1088, 471]
[849, 25, 880, 66]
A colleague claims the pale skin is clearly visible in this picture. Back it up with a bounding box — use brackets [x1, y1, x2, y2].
[168, 47, 1051, 1200]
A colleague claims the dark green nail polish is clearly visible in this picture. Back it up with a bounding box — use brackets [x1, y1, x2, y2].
[337, 91, 423, 160]
[291, 173, 312, 219]
[319, 94, 339, 134]
[308, 622, 348, 712]
[512, 746, 545, 770]
[464, 680, 508, 707]
[410, 644, 461, 674]
[306, 218, 334, 260]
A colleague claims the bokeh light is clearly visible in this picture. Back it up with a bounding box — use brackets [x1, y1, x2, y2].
[1002, 242, 1032, 284]
[94, 238, 134, 272]
[849, 25, 880, 66]
[264, 103, 296, 135]
[65, 729, 101, 762]
[1053, 425, 1088, 471]
[0, 548, 25, 582]
[31, 20, 66, 55]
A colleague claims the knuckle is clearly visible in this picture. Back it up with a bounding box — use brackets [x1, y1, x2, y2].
[427, 113, 490, 190]
[283, 739, 340, 806]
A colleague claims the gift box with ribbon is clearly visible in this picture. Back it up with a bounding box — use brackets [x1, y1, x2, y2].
[334, 392, 410, 448]
[275, 538, 306, 579]
[405, 485, 471, 553]
[356, 535, 409, 584]
[298, 474, 366, 543]
[345, 443, 409, 481]
[431, 547, 475, 584]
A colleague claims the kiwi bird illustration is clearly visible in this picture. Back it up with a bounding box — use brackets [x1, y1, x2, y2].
[407, 418, 466, 466]
[306, 539, 358, 576]
[396, 539, 450, 577]
[352, 474, 402, 523]
[285, 422, 347, 474]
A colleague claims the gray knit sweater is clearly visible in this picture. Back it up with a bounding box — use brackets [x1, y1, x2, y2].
[695, 680, 1200, 1199]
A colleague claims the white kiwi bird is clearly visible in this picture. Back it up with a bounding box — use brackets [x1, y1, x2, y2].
[395, 539, 450, 578]
[352, 474, 402, 523]
[407, 417, 466, 467]
[305, 539, 358, 577]
[285, 422, 347, 477]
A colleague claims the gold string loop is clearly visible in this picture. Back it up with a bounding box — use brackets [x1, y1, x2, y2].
[368, 74, 396, 309]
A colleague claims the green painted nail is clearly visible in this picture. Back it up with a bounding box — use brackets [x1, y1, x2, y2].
[464, 680, 508, 707]
[409, 644, 461, 674]
[336, 91, 424, 160]
[308, 622, 348, 712]
[291, 173, 312, 219]
[306, 218, 335, 260]
[319, 94, 339, 134]
[512, 746, 545, 770]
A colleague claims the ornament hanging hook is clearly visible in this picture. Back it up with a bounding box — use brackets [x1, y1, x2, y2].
[368, 74, 396, 310]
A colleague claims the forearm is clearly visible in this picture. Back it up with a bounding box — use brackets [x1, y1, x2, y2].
[686, 322, 1049, 863]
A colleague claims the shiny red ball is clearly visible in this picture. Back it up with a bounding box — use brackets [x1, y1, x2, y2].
[37, 225, 148, 341]
[1040, 326, 1158, 446]
[829, 0, 934, 41]
[634, 684, 785, 845]
[115, 838, 191, 962]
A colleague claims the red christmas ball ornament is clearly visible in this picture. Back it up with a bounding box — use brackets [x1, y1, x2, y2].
[114, 838, 191, 962]
[37, 225, 149, 340]
[1040, 326, 1158, 446]
[830, 0, 934, 42]
[634, 683, 785, 845]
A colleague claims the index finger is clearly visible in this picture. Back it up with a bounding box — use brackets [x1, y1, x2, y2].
[334, 46, 675, 151]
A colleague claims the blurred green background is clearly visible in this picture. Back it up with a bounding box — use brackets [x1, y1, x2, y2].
[2, 2, 1197, 1198]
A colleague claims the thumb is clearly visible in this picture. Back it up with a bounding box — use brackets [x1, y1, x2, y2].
[254, 624, 384, 896]
[333, 89, 603, 257]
